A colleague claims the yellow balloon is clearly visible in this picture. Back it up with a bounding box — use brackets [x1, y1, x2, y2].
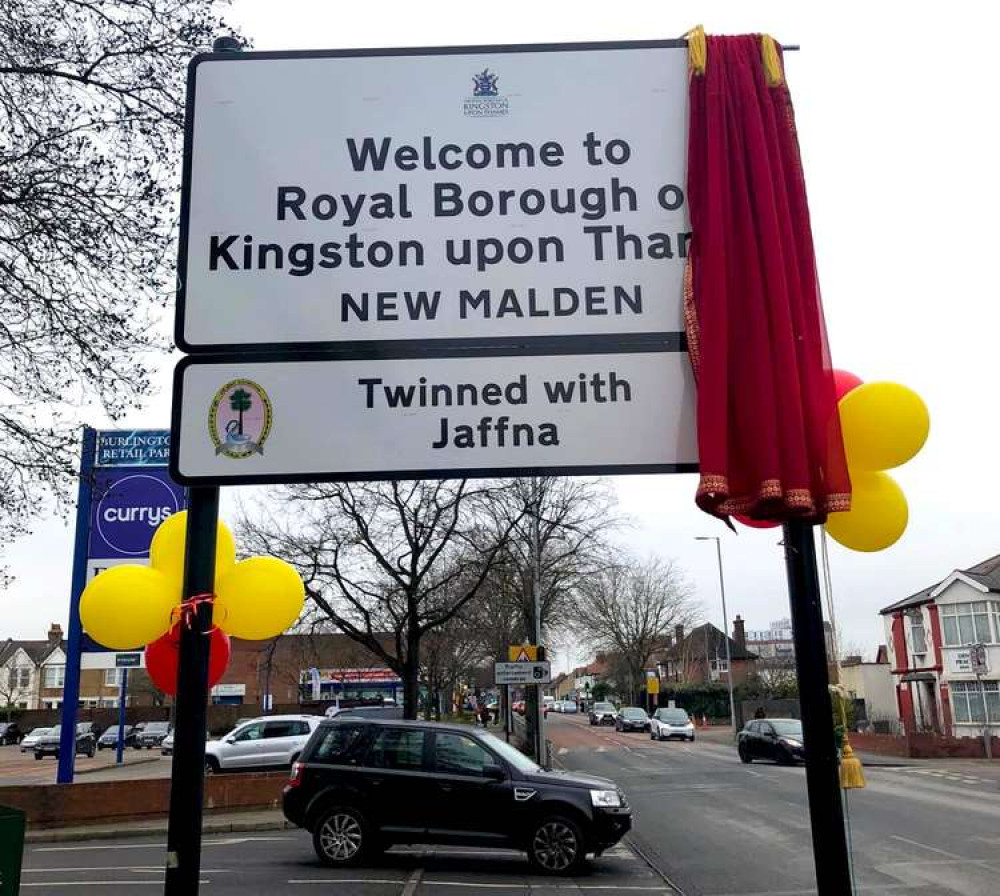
[826, 472, 908, 552]
[838, 382, 929, 471]
[80, 566, 176, 649]
[214, 557, 304, 640]
[149, 510, 236, 596]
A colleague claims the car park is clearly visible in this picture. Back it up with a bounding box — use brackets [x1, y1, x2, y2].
[283, 718, 631, 873]
[19, 727, 51, 753]
[649, 708, 695, 742]
[614, 707, 650, 733]
[135, 721, 171, 749]
[205, 714, 323, 773]
[34, 723, 97, 759]
[0, 722, 23, 745]
[588, 702, 617, 726]
[738, 718, 805, 765]
[97, 725, 135, 750]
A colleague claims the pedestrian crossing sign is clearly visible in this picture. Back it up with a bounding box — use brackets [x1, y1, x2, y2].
[508, 645, 538, 662]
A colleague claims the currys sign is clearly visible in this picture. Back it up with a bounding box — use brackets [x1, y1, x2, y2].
[88, 468, 185, 559]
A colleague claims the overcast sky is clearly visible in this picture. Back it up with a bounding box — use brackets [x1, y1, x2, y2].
[5, 2, 999, 675]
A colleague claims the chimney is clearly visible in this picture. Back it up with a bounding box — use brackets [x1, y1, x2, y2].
[48, 623, 63, 644]
[674, 624, 685, 644]
[732, 615, 746, 652]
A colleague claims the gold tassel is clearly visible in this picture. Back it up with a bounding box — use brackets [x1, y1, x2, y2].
[761, 34, 784, 86]
[839, 734, 867, 789]
[685, 25, 707, 77]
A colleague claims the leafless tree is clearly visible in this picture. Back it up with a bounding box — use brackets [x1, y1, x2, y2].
[238, 480, 525, 719]
[574, 556, 700, 704]
[0, 0, 243, 547]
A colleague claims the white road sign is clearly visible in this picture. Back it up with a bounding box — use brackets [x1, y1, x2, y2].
[170, 350, 696, 485]
[495, 662, 552, 685]
[177, 42, 688, 351]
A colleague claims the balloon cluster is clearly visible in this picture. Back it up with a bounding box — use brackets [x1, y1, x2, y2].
[731, 370, 929, 552]
[824, 372, 929, 552]
[79, 511, 305, 695]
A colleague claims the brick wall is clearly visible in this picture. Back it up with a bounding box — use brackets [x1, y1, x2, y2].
[851, 731, 1000, 759]
[0, 772, 287, 828]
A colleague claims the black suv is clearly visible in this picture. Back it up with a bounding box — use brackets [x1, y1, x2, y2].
[135, 721, 171, 749]
[283, 719, 630, 874]
[0, 722, 23, 745]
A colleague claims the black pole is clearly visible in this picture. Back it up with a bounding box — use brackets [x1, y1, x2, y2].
[782, 519, 853, 895]
[164, 486, 219, 894]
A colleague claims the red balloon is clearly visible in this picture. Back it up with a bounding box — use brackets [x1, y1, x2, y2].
[833, 369, 864, 401]
[145, 624, 231, 696]
[733, 514, 780, 530]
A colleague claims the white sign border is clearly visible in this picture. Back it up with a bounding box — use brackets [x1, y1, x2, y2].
[174, 38, 689, 355]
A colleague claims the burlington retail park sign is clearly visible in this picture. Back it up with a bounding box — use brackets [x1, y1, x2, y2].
[171, 40, 698, 486]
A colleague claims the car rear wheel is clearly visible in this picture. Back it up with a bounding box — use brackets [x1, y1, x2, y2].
[528, 815, 586, 875]
[738, 744, 752, 764]
[34, 752, 42, 761]
[205, 756, 220, 775]
[313, 806, 371, 867]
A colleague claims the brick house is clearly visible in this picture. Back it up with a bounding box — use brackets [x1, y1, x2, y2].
[880, 553, 1000, 738]
[657, 620, 758, 686]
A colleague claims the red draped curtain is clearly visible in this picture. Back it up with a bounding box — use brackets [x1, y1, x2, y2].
[685, 32, 851, 523]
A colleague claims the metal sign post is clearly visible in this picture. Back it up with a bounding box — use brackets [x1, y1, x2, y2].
[116, 667, 128, 766]
[782, 520, 852, 895]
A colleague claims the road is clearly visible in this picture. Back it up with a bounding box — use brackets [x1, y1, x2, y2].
[21, 834, 673, 894]
[546, 713, 1000, 896]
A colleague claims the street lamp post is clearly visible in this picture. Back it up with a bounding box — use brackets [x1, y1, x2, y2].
[695, 536, 736, 732]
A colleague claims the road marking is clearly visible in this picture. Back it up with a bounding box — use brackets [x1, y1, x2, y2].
[21, 867, 228, 874]
[287, 880, 405, 886]
[890, 834, 966, 860]
[710, 886, 916, 896]
[32, 835, 293, 854]
[401, 866, 424, 896]
[21, 882, 210, 888]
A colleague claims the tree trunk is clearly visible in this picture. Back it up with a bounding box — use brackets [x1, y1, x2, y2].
[403, 622, 421, 720]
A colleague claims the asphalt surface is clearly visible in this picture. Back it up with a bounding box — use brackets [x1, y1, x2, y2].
[20, 834, 674, 894]
[547, 714, 1000, 896]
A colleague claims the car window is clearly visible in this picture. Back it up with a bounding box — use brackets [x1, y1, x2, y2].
[312, 725, 365, 764]
[770, 720, 803, 738]
[623, 708, 647, 719]
[663, 710, 689, 723]
[233, 723, 264, 742]
[434, 732, 494, 777]
[364, 728, 427, 771]
[263, 721, 296, 739]
[760, 723, 775, 736]
[595, 703, 615, 712]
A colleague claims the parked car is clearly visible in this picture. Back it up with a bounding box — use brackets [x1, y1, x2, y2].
[560, 700, 579, 714]
[97, 725, 136, 751]
[649, 708, 695, 742]
[588, 702, 617, 726]
[738, 718, 805, 765]
[20, 727, 51, 753]
[135, 721, 171, 749]
[542, 695, 555, 712]
[283, 718, 632, 873]
[161, 731, 174, 756]
[614, 707, 650, 733]
[205, 715, 324, 773]
[34, 724, 97, 759]
[325, 705, 404, 721]
[0, 722, 23, 745]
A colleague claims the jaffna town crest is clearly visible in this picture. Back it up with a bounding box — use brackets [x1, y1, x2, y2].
[209, 379, 272, 459]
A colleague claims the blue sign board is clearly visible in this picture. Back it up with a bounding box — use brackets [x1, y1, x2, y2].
[88, 468, 185, 559]
[95, 429, 172, 468]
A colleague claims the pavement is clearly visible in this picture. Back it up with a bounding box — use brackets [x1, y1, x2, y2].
[548, 714, 1000, 896]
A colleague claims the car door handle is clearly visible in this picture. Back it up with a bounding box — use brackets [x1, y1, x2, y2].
[438, 782, 455, 792]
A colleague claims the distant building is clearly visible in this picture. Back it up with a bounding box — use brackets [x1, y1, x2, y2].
[745, 616, 834, 661]
[880, 553, 1000, 738]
